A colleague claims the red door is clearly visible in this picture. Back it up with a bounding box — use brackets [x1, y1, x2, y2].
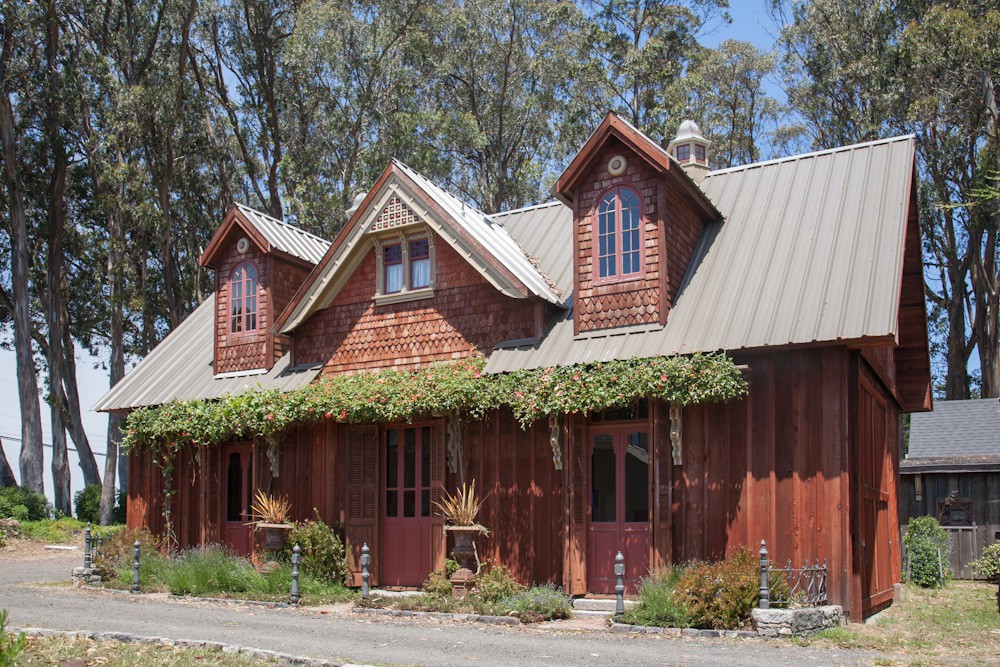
[587, 427, 650, 593]
[222, 443, 254, 557]
[380, 425, 433, 587]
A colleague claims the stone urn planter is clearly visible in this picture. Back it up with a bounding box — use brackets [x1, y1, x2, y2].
[257, 522, 293, 553]
[445, 524, 488, 599]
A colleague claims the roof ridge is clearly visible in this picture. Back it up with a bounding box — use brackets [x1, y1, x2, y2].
[235, 202, 332, 244]
[492, 200, 564, 217]
[704, 135, 916, 178]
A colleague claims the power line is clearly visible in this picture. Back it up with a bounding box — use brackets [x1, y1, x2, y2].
[0, 432, 108, 457]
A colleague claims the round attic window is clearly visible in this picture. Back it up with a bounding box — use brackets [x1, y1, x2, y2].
[236, 237, 250, 254]
[607, 154, 627, 176]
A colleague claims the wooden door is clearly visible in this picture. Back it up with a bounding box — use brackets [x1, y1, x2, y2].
[587, 426, 650, 593]
[222, 443, 253, 557]
[380, 424, 434, 587]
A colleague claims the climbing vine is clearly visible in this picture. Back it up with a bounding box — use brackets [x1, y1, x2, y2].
[123, 352, 747, 461]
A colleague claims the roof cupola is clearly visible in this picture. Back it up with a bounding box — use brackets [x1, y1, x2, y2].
[667, 119, 711, 184]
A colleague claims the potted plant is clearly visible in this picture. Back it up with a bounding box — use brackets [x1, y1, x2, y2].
[249, 490, 292, 554]
[434, 480, 488, 598]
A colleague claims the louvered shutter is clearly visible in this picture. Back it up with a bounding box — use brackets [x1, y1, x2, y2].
[346, 424, 378, 586]
[651, 400, 672, 571]
[429, 419, 446, 571]
[563, 414, 588, 595]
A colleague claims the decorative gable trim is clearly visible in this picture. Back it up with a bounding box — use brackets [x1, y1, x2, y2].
[200, 207, 270, 269]
[555, 113, 720, 224]
[276, 162, 559, 335]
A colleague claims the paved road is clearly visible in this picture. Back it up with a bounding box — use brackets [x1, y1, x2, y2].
[1, 550, 885, 667]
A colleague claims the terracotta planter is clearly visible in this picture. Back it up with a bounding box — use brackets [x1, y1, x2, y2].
[257, 523, 293, 553]
[445, 524, 486, 599]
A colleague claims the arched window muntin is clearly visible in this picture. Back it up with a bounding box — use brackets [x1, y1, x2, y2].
[595, 186, 643, 281]
[230, 261, 259, 334]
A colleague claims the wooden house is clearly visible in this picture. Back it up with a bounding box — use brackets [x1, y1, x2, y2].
[900, 399, 1000, 578]
[96, 114, 932, 621]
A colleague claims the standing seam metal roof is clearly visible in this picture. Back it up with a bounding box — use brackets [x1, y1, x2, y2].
[235, 203, 331, 265]
[486, 135, 916, 372]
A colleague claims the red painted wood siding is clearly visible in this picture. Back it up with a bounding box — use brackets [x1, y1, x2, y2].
[293, 234, 537, 373]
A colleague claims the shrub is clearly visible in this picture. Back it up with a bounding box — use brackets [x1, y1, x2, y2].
[73, 484, 103, 523]
[0, 609, 26, 665]
[18, 517, 88, 543]
[674, 547, 759, 629]
[903, 515, 951, 588]
[0, 531, 5, 549]
[0, 486, 51, 521]
[969, 542, 1000, 614]
[280, 517, 349, 585]
[422, 558, 460, 596]
[113, 490, 127, 525]
[503, 585, 572, 623]
[472, 562, 525, 603]
[93, 527, 163, 580]
[621, 567, 688, 628]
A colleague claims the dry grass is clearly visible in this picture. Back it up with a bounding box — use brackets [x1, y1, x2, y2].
[19, 635, 274, 666]
[798, 580, 1000, 665]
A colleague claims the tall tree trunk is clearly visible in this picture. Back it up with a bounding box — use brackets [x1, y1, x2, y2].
[0, 438, 16, 487]
[0, 20, 45, 494]
[101, 203, 126, 525]
[60, 327, 102, 485]
[46, 0, 71, 515]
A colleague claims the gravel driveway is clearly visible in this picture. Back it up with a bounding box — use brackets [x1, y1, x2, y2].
[1, 545, 885, 666]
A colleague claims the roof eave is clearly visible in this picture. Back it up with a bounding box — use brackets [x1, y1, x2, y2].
[199, 207, 270, 269]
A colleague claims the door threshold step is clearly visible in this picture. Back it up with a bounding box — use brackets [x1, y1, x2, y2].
[572, 609, 615, 619]
[572, 598, 637, 612]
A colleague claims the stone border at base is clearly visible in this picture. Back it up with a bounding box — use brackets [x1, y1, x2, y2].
[751, 605, 845, 637]
[352, 607, 519, 625]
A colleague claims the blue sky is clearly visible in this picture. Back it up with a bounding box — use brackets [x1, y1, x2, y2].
[0, 0, 785, 503]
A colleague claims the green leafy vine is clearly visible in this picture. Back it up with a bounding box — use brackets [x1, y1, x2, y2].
[123, 352, 747, 461]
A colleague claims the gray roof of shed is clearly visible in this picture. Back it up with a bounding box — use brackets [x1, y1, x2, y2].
[93, 294, 322, 412]
[487, 135, 916, 372]
[904, 399, 1000, 462]
[235, 203, 331, 265]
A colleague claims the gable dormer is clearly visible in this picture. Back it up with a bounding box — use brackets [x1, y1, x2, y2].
[555, 114, 720, 335]
[200, 205, 329, 376]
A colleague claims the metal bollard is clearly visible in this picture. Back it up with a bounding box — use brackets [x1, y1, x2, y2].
[96, 534, 103, 561]
[132, 540, 141, 593]
[84, 523, 92, 569]
[290, 544, 301, 605]
[758, 539, 770, 609]
[614, 551, 625, 619]
[361, 543, 371, 599]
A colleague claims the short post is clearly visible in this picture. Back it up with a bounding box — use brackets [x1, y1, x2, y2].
[96, 534, 103, 560]
[290, 543, 301, 605]
[131, 540, 141, 593]
[361, 543, 371, 599]
[614, 551, 625, 619]
[84, 523, 92, 569]
[758, 539, 770, 609]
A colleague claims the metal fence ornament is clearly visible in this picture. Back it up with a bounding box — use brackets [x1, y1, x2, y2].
[758, 539, 770, 609]
[84, 523, 92, 569]
[132, 540, 141, 593]
[361, 543, 371, 599]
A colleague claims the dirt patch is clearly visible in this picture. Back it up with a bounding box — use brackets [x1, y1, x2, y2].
[0, 536, 82, 561]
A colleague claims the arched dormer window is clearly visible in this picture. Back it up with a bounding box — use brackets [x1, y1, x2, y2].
[595, 186, 642, 280]
[230, 261, 259, 334]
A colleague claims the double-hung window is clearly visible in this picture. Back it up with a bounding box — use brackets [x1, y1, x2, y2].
[377, 234, 434, 300]
[596, 187, 642, 281]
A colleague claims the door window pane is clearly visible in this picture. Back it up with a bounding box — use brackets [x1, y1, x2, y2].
[421, 426, 431, 487]
[403, 428, 416, 488]
[246, 459, 253, 520]
[421, 489, 430, 517]
[386, 429, 398, 489]
[403, 490, 416, 518]
[591, 435, 616, 522]
[386, 490, 398, 517]
[226, 453, 241, 522]
[624, 432, 649, 522]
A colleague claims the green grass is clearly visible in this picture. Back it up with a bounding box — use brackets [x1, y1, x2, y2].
[16, 517, 121, 544]
[113, 546, 356, 606]
[18, 635, 272, 666]
[620, 567, 689, 628]
[800, 581, 1000, 661]
[360, 584, 572, 623]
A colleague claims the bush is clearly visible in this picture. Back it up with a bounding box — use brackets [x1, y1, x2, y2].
[0, 609, 26, 665]
[0, 531, 5, 549]
[280, 517, 349, 586]
[93, 527, 162, 580]
[113, 489, 127, 525]
[503, 585, 572, 623]
[969, 542, 1000, 614]
[422, 558, 460, 596]
[674, 547, 759, 629]
[17, 517, 89, 543]
[0, 486, 51, 521]
[903, 515, 951, 588]
[621, 567, 689, 628]
[73, 484, 102, 523]
[472, 562, 525, 603]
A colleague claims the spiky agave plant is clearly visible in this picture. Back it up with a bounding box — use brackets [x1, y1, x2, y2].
[433, 480, 487, 531]
[249, 489, 291, 525]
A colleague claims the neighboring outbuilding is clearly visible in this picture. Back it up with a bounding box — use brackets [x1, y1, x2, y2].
[95, 113, 932, 621]
[900, 399, 1000, 578]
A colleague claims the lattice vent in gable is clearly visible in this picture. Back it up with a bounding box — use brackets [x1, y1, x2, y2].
[370, 196, 421, 233]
